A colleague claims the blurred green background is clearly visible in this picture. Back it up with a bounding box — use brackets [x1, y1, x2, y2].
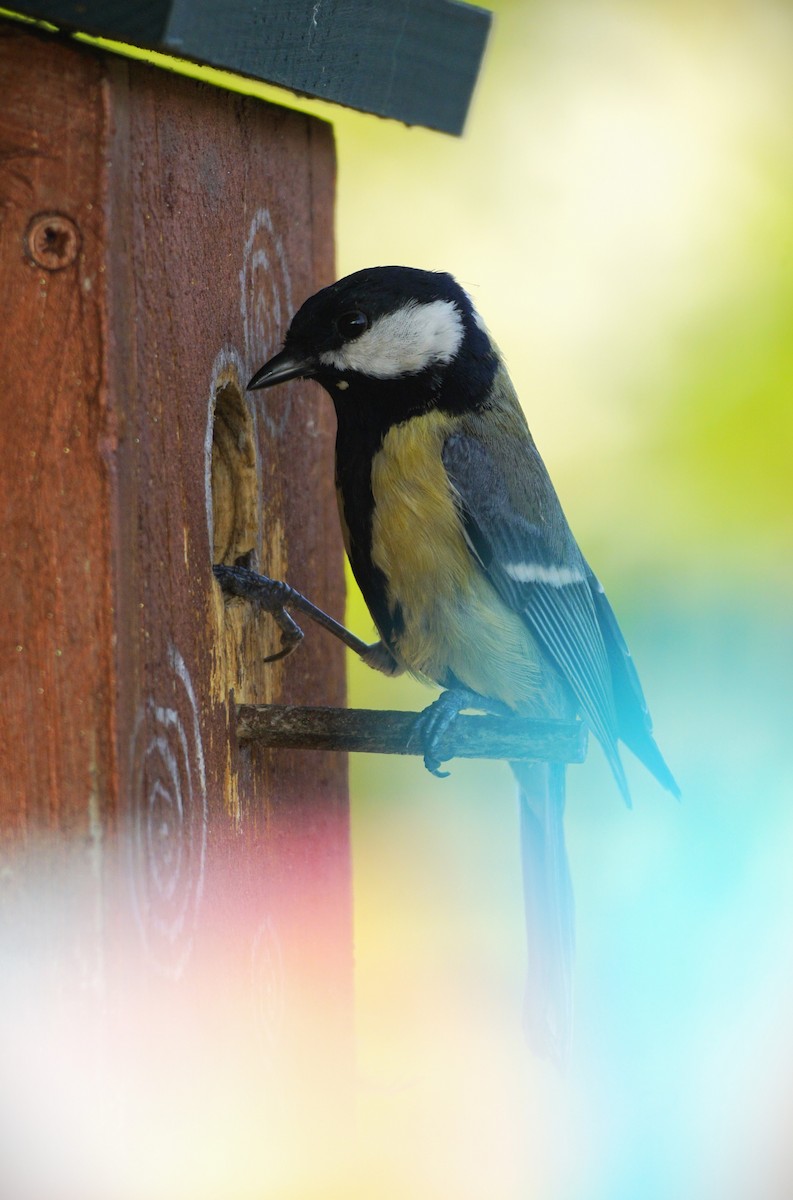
[34, 0, 793, 1194]
[331, 3, 793, 1197]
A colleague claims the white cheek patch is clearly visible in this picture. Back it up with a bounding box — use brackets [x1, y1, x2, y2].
[504, 562, 585, 586]
[319, 299, 464, 378]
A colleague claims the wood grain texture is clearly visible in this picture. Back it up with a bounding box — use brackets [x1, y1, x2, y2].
[0, 27, 114, 840]
[7, 0, 492, 134]
[0, 25, 350, 1155]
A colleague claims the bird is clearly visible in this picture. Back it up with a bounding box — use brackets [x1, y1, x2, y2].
[220, 265, 680, 1064]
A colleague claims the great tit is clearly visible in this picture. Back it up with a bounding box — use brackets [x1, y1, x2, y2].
[236, 265, 679, 1062]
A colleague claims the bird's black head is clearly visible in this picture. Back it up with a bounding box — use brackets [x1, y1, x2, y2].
[247, 266, 499, 426]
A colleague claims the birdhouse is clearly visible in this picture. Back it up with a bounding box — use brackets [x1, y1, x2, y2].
[0, 4, 491, 1189]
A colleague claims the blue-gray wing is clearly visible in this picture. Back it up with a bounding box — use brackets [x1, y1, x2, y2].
[442, 432, 634, 802]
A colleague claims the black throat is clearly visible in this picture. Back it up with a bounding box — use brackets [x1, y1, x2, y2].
[324, 338, 499, 648]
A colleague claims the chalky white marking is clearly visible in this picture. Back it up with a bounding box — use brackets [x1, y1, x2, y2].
[128, 644, 207, 979]
[240, 208, 294, 435]
[336, 379, 349, 390]
[319, 299, 464, 378]
[504, 562, 585, 586]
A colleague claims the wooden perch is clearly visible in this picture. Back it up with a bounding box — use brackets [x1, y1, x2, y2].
[236, 704, 588, 765]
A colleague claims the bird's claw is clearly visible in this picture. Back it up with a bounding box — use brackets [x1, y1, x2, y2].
[261, 607, 304, 661]
[213, 563, 305, 662]
[409, 689, 473, 777]
[410, 687, 513, 776]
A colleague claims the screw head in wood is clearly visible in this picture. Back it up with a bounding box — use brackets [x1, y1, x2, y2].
[24, 213, 81, 271]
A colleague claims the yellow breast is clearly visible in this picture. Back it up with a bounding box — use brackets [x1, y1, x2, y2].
[369, 412, 541, 709]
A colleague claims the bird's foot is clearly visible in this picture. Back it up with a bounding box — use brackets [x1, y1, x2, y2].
[411, 687, 510, 777]
[213, 563, 304, 662]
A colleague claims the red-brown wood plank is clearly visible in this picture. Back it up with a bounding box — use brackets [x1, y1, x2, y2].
[0, 26, 351, 1178]
[0, 26, 115, 839]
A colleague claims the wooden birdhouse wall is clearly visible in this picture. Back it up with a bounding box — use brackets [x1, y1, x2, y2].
[0, 25, 351, 1178]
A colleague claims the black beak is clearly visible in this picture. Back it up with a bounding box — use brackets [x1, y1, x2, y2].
[247, 348, 315, 391]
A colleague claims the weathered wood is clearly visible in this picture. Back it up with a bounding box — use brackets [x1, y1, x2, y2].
[7, 0, 493, 135]
[237, 704, 588, 764]
[0, 23, 349, 1157]
[0, 29, 115, 840]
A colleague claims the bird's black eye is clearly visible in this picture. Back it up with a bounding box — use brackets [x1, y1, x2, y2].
[335, 310, 369, 340]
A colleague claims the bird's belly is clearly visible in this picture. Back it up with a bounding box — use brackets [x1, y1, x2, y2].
[369, 413, 542, 709]
[402, 570, 543, 710]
